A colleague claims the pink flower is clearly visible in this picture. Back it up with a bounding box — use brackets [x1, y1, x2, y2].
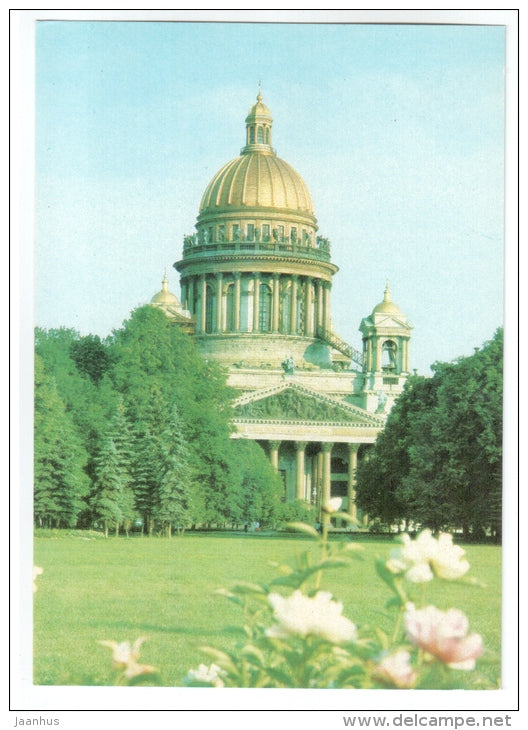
[373, 650, 418, 688]
[404, 604, 483, 670]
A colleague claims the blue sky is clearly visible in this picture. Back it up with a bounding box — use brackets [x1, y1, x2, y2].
[34, 19, 506, 374]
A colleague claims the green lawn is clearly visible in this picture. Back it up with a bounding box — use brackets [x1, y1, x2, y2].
[33, 531, 501, 687]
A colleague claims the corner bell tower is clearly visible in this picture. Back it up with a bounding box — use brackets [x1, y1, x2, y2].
[359, 283, 413, 413]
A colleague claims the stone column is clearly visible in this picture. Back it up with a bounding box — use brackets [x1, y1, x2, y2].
[290, 275, 298, 334]
[321, 442, 333, 506]
[272, 273, 280, 332]
[305, 278, 314, 337]
[180, 279, 187, 313]
[234, 272, 241, 332]
[347, 443, 360, 521]
[316, 279, 324, 333]
[323, 282, 331, 333]
[253, 272, 261, 332]
[295, 441, 307, 501]
[269, 440, 281, 471]
[188, 277, 195, 315]
[215, 272, 223, 333]
[200, 274, 207, 333]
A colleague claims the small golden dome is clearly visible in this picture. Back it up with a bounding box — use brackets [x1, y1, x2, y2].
[151, 272, 181, 307]
[373, 282, 403, 316]
[246, 91, 272, 122]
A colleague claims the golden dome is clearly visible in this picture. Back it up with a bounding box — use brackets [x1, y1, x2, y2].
[197, 91, 316, 224]
[199, 153, 315, 215]
[373, 283, 403, 316]
[151, 272, 181, 307]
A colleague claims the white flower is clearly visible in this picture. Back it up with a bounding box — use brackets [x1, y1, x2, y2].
[404, 604, 483, 670]
[373, 649, 418, 688]
[185, 663, 225, 687]
[432, 533, 470, 580]
[323, 497, 342, 514]
[387, 530, 470, 583]
[98, 637, 157, 678]
[33, 566, 43, 593]
[266, 590, 357, 644]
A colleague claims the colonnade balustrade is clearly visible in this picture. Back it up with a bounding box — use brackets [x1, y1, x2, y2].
[181, 271, 332, 336]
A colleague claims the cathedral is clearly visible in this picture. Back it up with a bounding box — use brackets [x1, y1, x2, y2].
[150, 91, 412, 521]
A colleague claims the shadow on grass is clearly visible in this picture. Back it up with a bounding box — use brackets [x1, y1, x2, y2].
[94, 619, 244, 637]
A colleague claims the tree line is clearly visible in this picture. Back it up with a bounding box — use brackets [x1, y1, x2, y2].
[34, 306, 297, 535]
[355, 328, 503, 540]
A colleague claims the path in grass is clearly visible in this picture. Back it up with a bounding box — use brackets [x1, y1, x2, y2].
[33, 532, 501, 687]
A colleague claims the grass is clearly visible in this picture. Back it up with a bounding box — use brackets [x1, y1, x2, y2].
[33, 531, 501, 687]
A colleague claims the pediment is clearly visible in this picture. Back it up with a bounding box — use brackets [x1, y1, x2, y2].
[233, 383, 384, 427]
[360, 314, 413, 332]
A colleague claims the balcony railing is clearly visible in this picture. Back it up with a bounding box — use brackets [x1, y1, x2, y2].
[181, 233, 332, 263]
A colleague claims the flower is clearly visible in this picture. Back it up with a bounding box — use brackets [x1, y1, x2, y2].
[33, 566, 43, 593]
[323, 497, 342, 514]
[373, 650, 418, 688]
[404, 604, 483, 670]
[266, 590, 357, 644]
[387, 530, 470, 583]
[98, 637, 157, 678]
[185, 663, 225, 687]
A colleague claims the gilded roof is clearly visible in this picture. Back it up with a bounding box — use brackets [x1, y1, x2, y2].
[372, 283, 403, 316]
[199, 152, 315, 214]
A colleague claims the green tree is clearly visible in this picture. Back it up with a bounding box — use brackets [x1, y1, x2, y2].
[34, 355, 90, 527]
[91, 401, 136, 536]
[228, 440, 286, 527]
[69, 334, 111, 385]
[108, 306, 236, 527]
[157, 405, 196, 537]
[356, 329, 503, 538]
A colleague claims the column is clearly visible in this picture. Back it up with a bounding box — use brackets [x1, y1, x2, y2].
[234, 272, 241, 332]
[295, 441, 307, 501]
[253, 272, 261, 332]
[316, 279, 324, 333]
[323, 282, 331, 333]
[200, 274, 207, 333]
[272, 273, 280, 332]
[321, 442, 333, 506]
[305, 278, 314, 337]
[375, 340, 382, 372]
[187, 277, 195, 314]
[269, 440, 281, 470]
[180, 279, 187, 312]
[347, 443, 360, 521]
[290, 275, 298, 334]
[215, 272, 223, 333]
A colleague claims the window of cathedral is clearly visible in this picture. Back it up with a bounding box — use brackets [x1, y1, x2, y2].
[259, 283, 272, 332]
[262, 224, 270, 242]
[249, 127, 255, 144]
[247, 223, 254, 241]
[257, 126, 264, 143]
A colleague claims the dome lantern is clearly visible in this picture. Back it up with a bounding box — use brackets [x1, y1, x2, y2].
[242, 88, 274, 154]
